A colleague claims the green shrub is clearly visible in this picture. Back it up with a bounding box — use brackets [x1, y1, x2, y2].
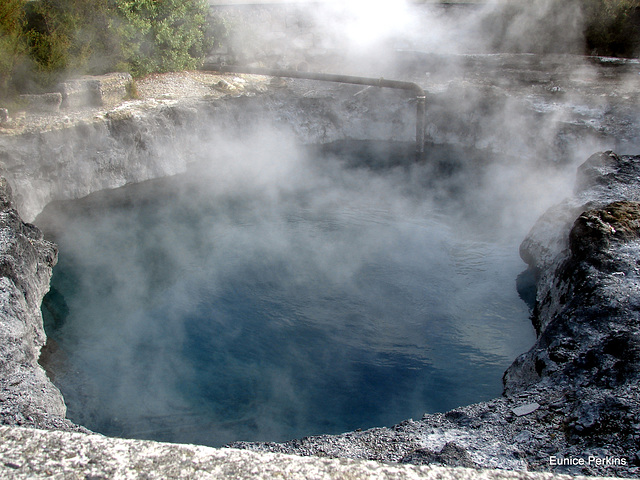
[114, 0, 213, 77]
[11, 0, 213, 93]
[125, 78, 140, 100]
[0, 0, 28, 98]
[583, 0, 640, 57]
[22, 0, 130, 89]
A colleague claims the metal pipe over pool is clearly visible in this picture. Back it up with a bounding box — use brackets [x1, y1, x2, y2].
[201, 64, 427, 160]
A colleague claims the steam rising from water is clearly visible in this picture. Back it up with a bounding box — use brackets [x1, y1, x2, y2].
[220, 0, 590, 76]
[38, 133, 550, 446]
[31, 0, 639, 450]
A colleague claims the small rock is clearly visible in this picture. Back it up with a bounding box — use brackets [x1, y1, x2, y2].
[400, 442, 478, 468]
[514, 430, 532, 442]
[269, 77, 288, 87]
[0, 108, 8, 124]
[19, 93, 62, 113]
[216, 79, 236, 91]
[575, 409, 598, 432]
[57, 73, 132, 108]
[512, 403, 541, 417]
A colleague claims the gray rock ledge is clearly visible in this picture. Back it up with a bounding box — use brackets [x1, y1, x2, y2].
[0, 426, 617, 480]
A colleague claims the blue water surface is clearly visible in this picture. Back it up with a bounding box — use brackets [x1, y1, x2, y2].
[38, 142, 535, 446]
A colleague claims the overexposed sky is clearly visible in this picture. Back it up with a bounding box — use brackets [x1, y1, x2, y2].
[209, 0, 487, 4]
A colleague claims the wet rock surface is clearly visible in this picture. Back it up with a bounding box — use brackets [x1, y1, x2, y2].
[231, 152, 640, 478]
[0, 179, 85, 433]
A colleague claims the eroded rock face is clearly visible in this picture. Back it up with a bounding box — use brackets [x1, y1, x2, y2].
[505, 153, 640, 472]
[0, 83, 416, 223]
[0, 178, 83, 432]
[570, 201, 640, 261]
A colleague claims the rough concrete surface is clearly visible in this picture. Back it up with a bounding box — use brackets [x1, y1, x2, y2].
[0, 426, 619, 480]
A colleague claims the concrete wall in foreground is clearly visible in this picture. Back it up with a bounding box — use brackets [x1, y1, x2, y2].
[0, 426, 614, 480]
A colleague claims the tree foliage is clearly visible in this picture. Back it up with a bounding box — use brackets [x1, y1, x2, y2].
[583, 0, 640, 56]
[114, 0, 212, 77]
[1, 0, 638, 100]
[2, 0, 213, 95]
[0, 0, 28, 97]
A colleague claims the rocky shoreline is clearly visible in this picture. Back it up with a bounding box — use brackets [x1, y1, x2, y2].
[231, 152, 640, 478]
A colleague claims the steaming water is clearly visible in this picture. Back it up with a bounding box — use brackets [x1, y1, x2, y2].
[38, 141, 535, 447]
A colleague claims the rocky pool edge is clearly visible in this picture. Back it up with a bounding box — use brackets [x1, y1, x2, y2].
[1, 150, 639, 478]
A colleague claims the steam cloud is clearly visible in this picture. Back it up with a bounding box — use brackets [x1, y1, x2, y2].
[39, 126, 542, 446]
[35, 0, 638, 448]
[218, 0, 591, 75]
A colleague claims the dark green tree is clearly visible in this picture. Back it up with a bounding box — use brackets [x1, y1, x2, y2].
[22, 0, 129, 88]
[16, 0, 213, 91]
[114, 0, 213, 77]
[0, 0, 28, 98]
[583, 0, 640, 57]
